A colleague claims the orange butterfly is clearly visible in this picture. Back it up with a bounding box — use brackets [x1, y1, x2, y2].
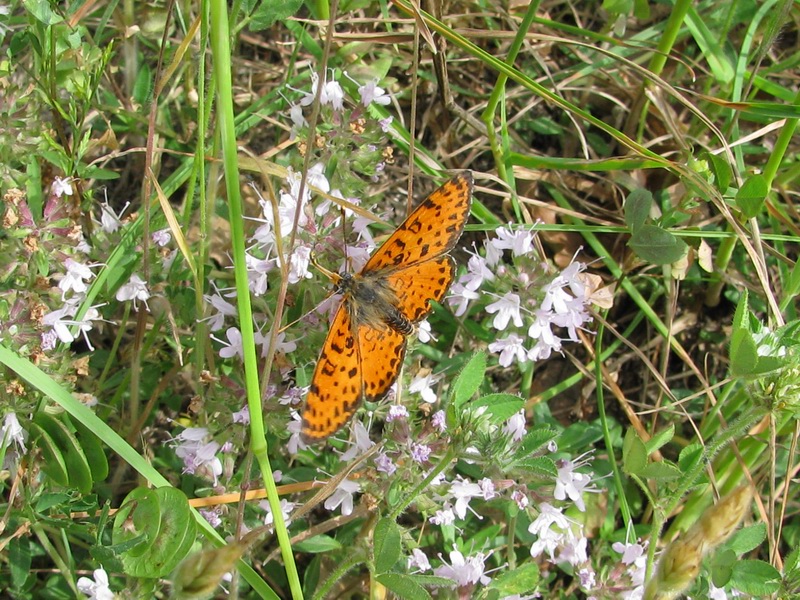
[300, 172, 474, 443]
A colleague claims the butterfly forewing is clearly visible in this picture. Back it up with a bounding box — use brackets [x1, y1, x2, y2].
[363, 172, 473, 273]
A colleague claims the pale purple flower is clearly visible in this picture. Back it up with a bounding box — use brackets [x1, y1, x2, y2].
[386, 405, 409, 422]
[379, 116, 394, 132]
[407, 548, 431, 572]
[484, 236, 503, 266]
[59, 258, 97, 299]
[51, 176, 74, 198]
[152, 228, 171, 247]
[41, 301, 103, 351]
[357, 78, 391, 107]
[416, 319, 435, 343]
[246, 253, 276, 296]
[232, 405, 250, 424]
[215, 327, 244, 360]
[434, 549, 491, 587]
[200, 507, 223, 528]
[297, 71, 320, 107]
[463, 253, 494, 291]
[613, 540, 647, 598]
[527, 308, 563, 360]
[288, 245, 313, 284]
[288, 102, 307, 139]
[491, 226, 534, 257]
[374, 451, 397, 475]
[321, 72, 344, 110]
[278, 386, 306, 406]
[431, 410, 446, 433]
[447, 282, 480, 317]
[558, 533, 589, 566]
[260, 498, 297, 530]
[410, 442, 431, 464]
[172, 427, 223, 484]
[255, 330, 297, 358]
[450, 476, 484, 519]
[1, 413, 26, 451]
[429, 507, 456, 526]
[503, 409, 527, 441]
[408, 372, 439, 403]
[578, 566, 596, 589]
[511, 488, 529, 510]
[478, 478, 497, 500]
[287, 410, 309, 454]
[338, 420, 375, 462]
[98, 199, 130, 234]
[116, 274, 150, 311]
[528, 503, 571, 560]
[488, 334, 529, 367]
[203, 288, 238, 331]
[485, 292, 523, 330]
[77, 568, 114, 600]
[324, 478, 360, 516]
[554, 452, 598, 512]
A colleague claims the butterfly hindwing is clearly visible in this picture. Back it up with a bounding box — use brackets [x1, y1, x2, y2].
[384, 256, 456, 323]
[301, 303, 363, 443]
[358, 323, 407, 402]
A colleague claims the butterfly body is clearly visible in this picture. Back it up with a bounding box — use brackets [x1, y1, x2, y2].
[301, 172, 473, 444]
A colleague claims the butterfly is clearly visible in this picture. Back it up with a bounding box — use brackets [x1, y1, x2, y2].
[300, 172, 473, 443]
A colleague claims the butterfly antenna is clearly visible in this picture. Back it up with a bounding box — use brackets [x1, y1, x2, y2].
[310, 251, 341, 284]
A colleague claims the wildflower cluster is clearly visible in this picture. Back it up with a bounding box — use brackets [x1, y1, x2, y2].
[448, 225, 598, 368]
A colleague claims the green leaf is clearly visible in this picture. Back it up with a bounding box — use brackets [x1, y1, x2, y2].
[376, 573, 432, 600]
[250, 0, 304, 30]
[705, 152, 732, 191]
[8, 537, 31, 590]
[294, 535, 343, 553]
[133, 64, 153, 106]
[116, 487, 196, 578]
[677, 443, 704, 474]
[73, 419, 109, 482]
[513, 457, 557, 478]
[644, 425, 674, 455]
[729, 559, 782, 595]
[112, 487, 162, 559]
[638, 461, 682, 481]
[22, 0, 63, 25]
[735, 174, 768, 219]
[622, 429, 647, 476]
[515, 427, 559, 458]
[727, 523, 766, 554]
[489, 562, 539, 594]
[628, 224, 688, 265]
[451, 351, 486, 410]
[710, 548, 737, 587]
[112, 486, 197, 579]
[374, 518, 402, 574]
[468, 394, 524, 423]
[30, 423, 70, 487]
[624, 188, 652, 233]
[35, 412, 93, 494]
